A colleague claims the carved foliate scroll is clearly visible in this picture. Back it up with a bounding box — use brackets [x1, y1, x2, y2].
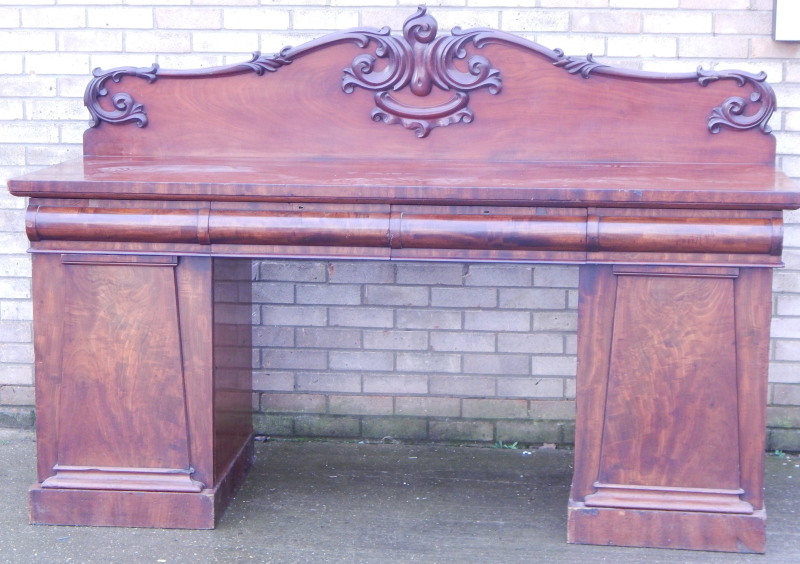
[84, 6, 777, 137]
[340, 7, 501, 137]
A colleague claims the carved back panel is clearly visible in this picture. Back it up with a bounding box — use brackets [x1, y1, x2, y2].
[83, 7, 776, 165]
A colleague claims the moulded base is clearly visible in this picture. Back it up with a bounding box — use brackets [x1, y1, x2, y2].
[29, 437, 254, 529]
[567, 500, 766, 553]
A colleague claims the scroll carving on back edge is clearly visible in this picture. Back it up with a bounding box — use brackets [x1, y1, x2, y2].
[84, 5, 776, 137]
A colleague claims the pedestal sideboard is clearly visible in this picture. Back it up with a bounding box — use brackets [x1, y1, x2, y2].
[9, 8, 800, 553]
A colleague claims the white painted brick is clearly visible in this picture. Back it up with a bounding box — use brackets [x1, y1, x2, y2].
[0, 7, 19, 27]
[0, 101, 23, 121]
[0, 53, 22, 73]
[293, 8, 359, 31]
[87, 7, 153, 29]
[155, 7, 222, 30]
[328, 262, 394, 284]
[364, 285, 428, 307]
[713, 11, 772, 36]
[501, 10, 569, 33]
[223, 8, 290, 31]
[498, 288, 566, 310]
[0, 320, 30, 343]
[363, 329, 428, 351]
[610, 0, 677, 6]
[396, 352, 461, 373]
[533, 311, 578, 331]
[463, 353, 530, 375]
[0, 123, 59, 145]
[296, 327, 361, 349]
[58, 30, 123, 52]
[680, 0, 749, 8]
[156, 54, 225, 69]
[0, 365, 32, 386]
[430, 331, 495, 352]
[58, 76, 93, 98]
[0, 299, 31, 323]
[431, 287, 496, 308]
[496, 376, 563, 398]
[770, 362, 800, 383]
[643, 11, 711, 34]
[259, 261, 326, 282]
[679, 35, 750, 59]
[296, 283, 361, 305]
[787, 61, 800, 83]
[0, 76, 56, 98]
[465, 264, 532, 287]
[330, 350, 394, 371]
[537, 34, 606, 57]
[0, 30, 56, 52]
[778, 295, 800, 316]
[571, 10, 641, 34]
[777, 133, 800, 158]
[432, 9, 501, 31]
[261, 305, 327, 326]
[193, 31, 260, 53]
[607, 35, 677, 58]
[497, 333, 563, 354]
[0, 209, 23, 232]
[329, 307, 394, 328]
[259, 32, 320, 54]
[775, 340, 800, 362]
[0, 384, 34, 405]
[430, 374, 495, 396]
[464, 310, 530, 332]
[331, 0, 397, 7]
[58, 124, 86, 145]
[0, 146, 24, 167]
[28, 99, 86, 121]
[125, 30, 190, 53]
[469, 0, 535, 7]
[772, 317, 800, 340]
[396, 309, 461, 330]
[539, 0, 609, 6]
[21, 7, 86, 29]
[396, 263, 463, 286]
[775, 85, 800, 109]
[531, 355, 576, 376]
[0, 343, 33, 363]
[191, 0, 256, 5]
[60, 0, 131, 4]
[262, 348, 327, 370]
[786, 111, 800, 133]
[751, 38, 800, 60]
[363, 373, 428, 394]
[27, 144, 82, 167]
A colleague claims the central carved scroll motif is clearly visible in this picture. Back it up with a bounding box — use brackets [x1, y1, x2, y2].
[340, 7, 502, 137]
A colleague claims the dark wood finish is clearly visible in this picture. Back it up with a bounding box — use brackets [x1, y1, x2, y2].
[28, 253, 253, 528]
[7, 7, 800, 551]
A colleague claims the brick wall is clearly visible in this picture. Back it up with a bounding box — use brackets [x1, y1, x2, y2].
[1, 1, 799, 448]
[252, 261, 578, 443]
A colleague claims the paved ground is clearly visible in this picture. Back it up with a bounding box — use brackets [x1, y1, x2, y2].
[1, 429, 798, 564]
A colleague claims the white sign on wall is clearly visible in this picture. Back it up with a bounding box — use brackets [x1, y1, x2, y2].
[774, 0, 800, 41]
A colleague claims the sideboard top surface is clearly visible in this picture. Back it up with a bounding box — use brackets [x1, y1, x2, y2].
[9, 156, 800, 210]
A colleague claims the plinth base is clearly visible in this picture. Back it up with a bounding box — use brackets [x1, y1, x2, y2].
[567, 500, 766, 553]
[29, 437, 253, 529]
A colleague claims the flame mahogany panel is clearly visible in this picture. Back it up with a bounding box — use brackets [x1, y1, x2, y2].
[8, 6, 800, 552]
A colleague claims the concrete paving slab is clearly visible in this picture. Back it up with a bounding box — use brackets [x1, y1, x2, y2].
[0, 429, 798, 563]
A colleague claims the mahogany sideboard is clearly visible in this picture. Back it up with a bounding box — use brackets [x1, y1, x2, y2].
[8, 8, 800, 553]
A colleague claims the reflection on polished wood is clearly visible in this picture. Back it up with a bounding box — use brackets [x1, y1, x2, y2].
[8, 8, 800, 552]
